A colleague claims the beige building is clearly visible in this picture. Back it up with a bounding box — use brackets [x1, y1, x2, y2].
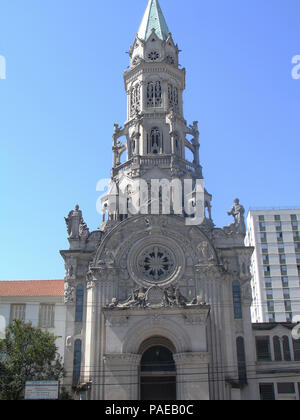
[245, 209, 300, 323]
[0, 280, 66, 357]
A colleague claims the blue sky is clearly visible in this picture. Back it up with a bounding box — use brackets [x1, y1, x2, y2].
[0, 0, 299, 280]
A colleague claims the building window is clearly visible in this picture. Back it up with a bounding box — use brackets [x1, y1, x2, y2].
[262, 254, 269, 265]
[236, 337, 247, 385]
[259, 222, 266, 232]
[279, 254, 286, 265]
[130, 84, 141, 116]
[293, 232, 300, 242]
[39, 304, 55, 328]
[293, 339, 300, 361]
[261, 244, 268, 254]
[260, 232, 267, 243]
[259, 383, 275, 400]
[291, 214, 297, 221]
[264, 266, 271, 277]
[275, 222, 282, 232]
[267, 301, 274, 313]
[274, 215, 281, 221]
[265, 278, 272, 289]
[284, 300, 292, 312]
[273, 336, 282, 361]
[283, 336, 291, 361]
[73, 339, 82, 385]
[278, 244, 285, 254]
[75, 285, 84, 323]
[232, 281, 243, 319]
[277, 232, 283, 243]
[10, 304, 26, 323]
[277, 383, 295, 396]
[168, 84, 179, 110]
[281, 265, 288, 276]
[268, 313, 276, 322]
[283, 289, 290, 300]
[174, 133, 182, 156]
[266, 290, 273, 300]
[292, 221, 299, 231]
[147, 81, 162, 108]
[286, 313, 293, 322]
[258, 215, 265, 222]
[148, 128, 162, 154]
[256, 336, 271, 361]
[296, 254, 300, 264]
[282, 277, 289, 288]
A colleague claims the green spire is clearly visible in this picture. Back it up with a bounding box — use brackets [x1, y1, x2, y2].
[137, 0, 170, 42]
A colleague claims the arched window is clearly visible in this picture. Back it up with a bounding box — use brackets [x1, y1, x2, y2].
[236, 337, 247, 385]
[147, 81, 162, 108]
[293, 336, 300, 361]
[273, 336, 282, 361]
[73, 339, 82, 385]
[282, 335, 291, 361]
[174, 133, 181, 156]
[149, 128, 162, 154]
[75, 285, 84, 323]
[130, 84, 141, 116]
[232, 281, 243, 319]
[168, 84, 179, 111]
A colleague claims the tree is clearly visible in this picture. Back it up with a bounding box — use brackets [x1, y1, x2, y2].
[0, 319, 64, 400]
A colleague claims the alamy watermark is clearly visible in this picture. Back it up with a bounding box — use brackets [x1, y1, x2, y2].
[0, 55, 6, 80]
[292, 315, 300, 341]
[292, 55, 300, 80]
[97, 177, 205, 226]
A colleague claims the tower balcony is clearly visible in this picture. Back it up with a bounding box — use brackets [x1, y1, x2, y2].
[112, 155, 203, 179]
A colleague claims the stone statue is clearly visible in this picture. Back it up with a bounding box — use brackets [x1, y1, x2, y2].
[65, 205, 82, 239]
[226, 198, 246, 235]
[65, 205, 89, 240]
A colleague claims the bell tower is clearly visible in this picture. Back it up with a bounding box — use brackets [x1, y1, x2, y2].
[105, 0, 212, 224]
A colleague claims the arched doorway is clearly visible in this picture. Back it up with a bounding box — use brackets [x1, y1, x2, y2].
[139, 337, 177, 401]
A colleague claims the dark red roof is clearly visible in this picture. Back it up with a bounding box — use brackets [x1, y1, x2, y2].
[0, 280, 64, 297]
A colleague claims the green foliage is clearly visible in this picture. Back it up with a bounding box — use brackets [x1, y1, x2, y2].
[0, 319, 64, 400]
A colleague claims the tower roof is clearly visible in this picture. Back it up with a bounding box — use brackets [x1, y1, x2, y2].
[137, 0, 170, 42]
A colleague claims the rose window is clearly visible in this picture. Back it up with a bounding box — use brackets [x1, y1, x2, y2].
[148, 51, 160, 61]
[136, 246, 176, 283]
[127, 235, 185, 287]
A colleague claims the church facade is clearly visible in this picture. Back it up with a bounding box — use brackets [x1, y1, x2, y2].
[60, 0, 257, 400]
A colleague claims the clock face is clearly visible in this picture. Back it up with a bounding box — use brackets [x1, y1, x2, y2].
[148, 51, 160, 61]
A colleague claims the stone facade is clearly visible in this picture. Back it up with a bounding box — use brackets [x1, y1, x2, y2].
[59, 0, 294, 401]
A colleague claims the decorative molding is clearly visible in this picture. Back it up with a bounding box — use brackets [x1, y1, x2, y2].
[103, 353, 141, 366]
[173, 352, 210, 365]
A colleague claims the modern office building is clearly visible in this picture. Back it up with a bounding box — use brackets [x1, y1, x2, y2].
[246, 209, 300, 324]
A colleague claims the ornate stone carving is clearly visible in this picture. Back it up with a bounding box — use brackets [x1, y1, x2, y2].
[64, 282, 75, 304]
[65, 205, 89, 240]
[105, 285, 206, 310]
[127, 235, 185, 288]
[224, 198, 246, 235]
[173, 352, 210, 365]
[196, 241, 215, 264]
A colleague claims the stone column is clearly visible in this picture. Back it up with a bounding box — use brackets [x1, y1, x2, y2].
[103, 353, 142, 400]
[173, 352, 210, 400]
